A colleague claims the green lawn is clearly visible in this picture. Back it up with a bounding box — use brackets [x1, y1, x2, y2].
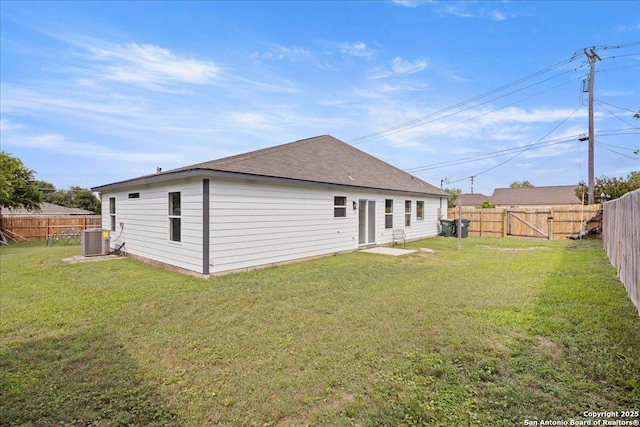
[1, 237, 639, 426]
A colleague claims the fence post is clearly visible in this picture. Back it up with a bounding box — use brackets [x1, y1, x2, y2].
[502, 211, 508, 237]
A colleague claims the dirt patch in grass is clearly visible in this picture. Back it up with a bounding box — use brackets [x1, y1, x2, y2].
[481, 245, 551, 252]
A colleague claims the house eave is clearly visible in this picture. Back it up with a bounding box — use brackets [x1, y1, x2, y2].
[92, 168, 450, 198]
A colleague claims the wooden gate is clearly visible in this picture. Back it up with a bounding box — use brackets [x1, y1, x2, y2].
[507, 210, 552, 239]
[448, 205, 601, 239]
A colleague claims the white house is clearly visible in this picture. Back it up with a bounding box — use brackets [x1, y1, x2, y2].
[92, 135, 449, 276]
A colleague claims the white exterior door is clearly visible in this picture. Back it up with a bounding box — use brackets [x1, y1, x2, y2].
[359, 199, 376, 245]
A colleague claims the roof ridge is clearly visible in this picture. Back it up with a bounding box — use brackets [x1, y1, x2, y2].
[204, 135, 330, 168]
[93, 135, 447, 196]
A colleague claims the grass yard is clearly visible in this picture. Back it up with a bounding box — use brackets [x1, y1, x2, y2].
[1, 237, 639, 426]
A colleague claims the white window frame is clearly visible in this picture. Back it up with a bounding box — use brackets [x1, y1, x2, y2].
[417, 200, 424, 221]
[334, 196, 347, 218]
[405, 200, 411, 227]
[109, 197, 116, 232]
[169, 192, 181, 242]
[385, 199, 393, 229]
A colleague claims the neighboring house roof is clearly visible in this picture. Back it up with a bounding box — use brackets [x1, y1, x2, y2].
[93, 135, 449, 197]
[2, 202, 95, 216]
[490, 185, 581, 205]
[454, 193, 492, 207]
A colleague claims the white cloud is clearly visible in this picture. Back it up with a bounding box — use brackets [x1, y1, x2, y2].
[0, 118, 23, 133]
[261, 44, 311, 61]
[1, 84, 146, 116]
[392, 0, 422, 7]
[4, 131, 176, 162]
[391, 57, 429, 75]
[87, 42, 222, 88]
[443, 4, 474, 18]
[339, 42, 376, 58]
[439, 4, 514, 21]
[450, 147, 482, 155]
[232, 77, 301, 94]
[488, 10, 507, 21]
[615, 23, 640, 32]
[355, 105, 589, 157]
[368, 57, 429, 79]
[599, 89, 634, 97]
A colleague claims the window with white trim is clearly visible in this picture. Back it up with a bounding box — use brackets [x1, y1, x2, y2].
[405, 200, 411, 227]
[109, 197, 116, 232]
[417, 201, 424, 220]
[385, 199, 393, 229]
[169, 192, 181, 242]
[334, 196, 346, 218]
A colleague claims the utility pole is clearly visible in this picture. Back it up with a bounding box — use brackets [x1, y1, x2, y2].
[470, 176, 475, 194]
[584, 47, 601, 205]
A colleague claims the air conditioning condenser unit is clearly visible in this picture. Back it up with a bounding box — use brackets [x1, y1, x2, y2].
[81, 229, 110, 256]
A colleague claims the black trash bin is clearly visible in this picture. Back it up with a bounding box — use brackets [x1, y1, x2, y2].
[461, 219, 470, 238]
[439, 219, 455, 237]
[453, 219, 470, 238]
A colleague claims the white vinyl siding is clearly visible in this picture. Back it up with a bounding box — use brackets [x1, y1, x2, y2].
[100, 178, 204, 273]
[208, 181, 442, 274]
[209, 180, 358, 273]
[100, 177, 442, 275]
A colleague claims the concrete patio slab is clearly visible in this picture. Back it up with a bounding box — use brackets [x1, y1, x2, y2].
[361, 247, 417, 256]
[62, 254, 122, 264]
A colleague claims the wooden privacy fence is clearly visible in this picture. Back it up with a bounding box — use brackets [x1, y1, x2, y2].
[0, 215, 102, 241]
[447, 205, 602, 239]
[602, 189, 639, 316]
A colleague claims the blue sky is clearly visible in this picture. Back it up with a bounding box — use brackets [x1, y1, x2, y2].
[1, 1, 638, 196]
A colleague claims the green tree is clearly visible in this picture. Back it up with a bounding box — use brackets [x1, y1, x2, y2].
[477, 200, 496, 209]
[575, 171, 640, 204]
[510, 180, 535, 188]
[0, 152, 43, 213]
[35, 180, 101, 214]
[47, 186, 101, 214]
[628, 171, 640, 189]
[444, 187, 461, 208]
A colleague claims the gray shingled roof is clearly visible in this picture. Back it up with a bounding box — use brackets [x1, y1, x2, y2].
[454, 193, 492, 207]
[491, 185, 581, 205]
[94, 135, 448, 197]
[2, 202, 96, 216]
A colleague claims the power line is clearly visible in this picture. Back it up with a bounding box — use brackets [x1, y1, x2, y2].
[404, 136, 579, 173]
[595, 140, 640, 161]
[403, 127, 639, 173]
[446, 104, 584, 185]
[347, 54, 583, 145]
[394, 73, 584, 146]
[596, 140, 640, 152]
[595, 128, 640, 137]
[595, 99, 638, 128]
[348, 44, 638, 146]
[595, 99, 639, 114]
